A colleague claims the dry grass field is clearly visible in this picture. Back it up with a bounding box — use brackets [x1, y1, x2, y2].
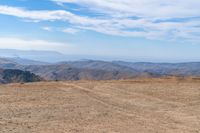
[0, 79, 200, 133]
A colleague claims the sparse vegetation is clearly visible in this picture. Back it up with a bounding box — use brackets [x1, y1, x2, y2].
[0, 68, 42, 84]
[0, 79, 199, 133]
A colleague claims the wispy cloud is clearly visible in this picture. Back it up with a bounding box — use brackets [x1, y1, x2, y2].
[41, 26, 52, 31]
[62, 28, 80, 34]
[52, 0, 200, 18]
[0, 1, 200, 42]
[0, 5, 76, 21]
[0, 37, 71, 53]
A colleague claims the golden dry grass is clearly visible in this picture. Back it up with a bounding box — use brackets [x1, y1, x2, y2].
[0, 79, 200, 133]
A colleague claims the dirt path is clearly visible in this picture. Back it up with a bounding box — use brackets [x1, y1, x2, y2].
[60, 83, 139, 117]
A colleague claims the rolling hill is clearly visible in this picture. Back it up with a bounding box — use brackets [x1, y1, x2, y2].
[1, 57, 200, 81]
[23, 63, 144, 80]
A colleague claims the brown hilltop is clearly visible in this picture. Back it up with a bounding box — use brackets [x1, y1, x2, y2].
[0, 79, 199, 132]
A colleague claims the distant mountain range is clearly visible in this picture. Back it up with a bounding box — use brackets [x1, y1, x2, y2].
[0, 49, 67, 63]
[0, 49, 120, 63]
[1, 57, 200, 83]
[113, 61, 200, 77]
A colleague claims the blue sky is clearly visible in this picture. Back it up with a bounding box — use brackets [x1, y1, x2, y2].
[0, 0, 200, 62]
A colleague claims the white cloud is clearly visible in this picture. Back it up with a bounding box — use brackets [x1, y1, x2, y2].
[62, 28, 80, 34]
[0, 1, 200, 42]
[41, 26, 52, 31]
[52, 0, 200, 18]
[0, 5, 76, 21]
[0, 37, 71, 53]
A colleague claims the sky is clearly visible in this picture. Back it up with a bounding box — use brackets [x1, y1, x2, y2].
[0, 0, 200, 62]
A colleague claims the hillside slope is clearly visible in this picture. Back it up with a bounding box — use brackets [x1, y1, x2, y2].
[0, 68, 42, 83]
[1, 57, 200, 81]
[23, 64, 145, 80]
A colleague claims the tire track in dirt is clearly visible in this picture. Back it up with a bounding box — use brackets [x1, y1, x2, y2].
[59, 83, 139, 117]
[100, 85, 186, 107]
[59, 82, 200, 131]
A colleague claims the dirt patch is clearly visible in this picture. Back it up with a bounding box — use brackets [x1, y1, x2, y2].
[0, 80, 200, 133]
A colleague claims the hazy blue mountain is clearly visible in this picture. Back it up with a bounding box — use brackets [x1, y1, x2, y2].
[0, 49, 69, 63]
[0, 58, 19, 69]
[0, 57, 49, 69]
[113, 61, 200, 77]
[0, 49, 119, 63]
[8, 57, 49, 65]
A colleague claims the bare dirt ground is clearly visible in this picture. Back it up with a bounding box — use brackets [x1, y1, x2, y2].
[0, 79, 200, 133]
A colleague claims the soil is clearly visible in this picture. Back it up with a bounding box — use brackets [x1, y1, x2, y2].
[0, 79, 200, 133]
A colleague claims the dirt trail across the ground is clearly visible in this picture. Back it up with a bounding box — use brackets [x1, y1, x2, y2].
[60, 83, 139, 117]
[0, 80, 200, 133]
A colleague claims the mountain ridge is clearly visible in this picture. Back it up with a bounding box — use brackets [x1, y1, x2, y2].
[1, 57, 200, 81]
